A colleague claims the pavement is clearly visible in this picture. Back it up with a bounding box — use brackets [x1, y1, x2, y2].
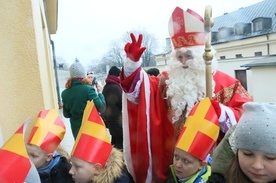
[57, 70, 75, 153]
[58, 109, 75, 153]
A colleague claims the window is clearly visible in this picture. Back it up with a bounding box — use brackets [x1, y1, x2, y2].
[218, 27, 234, 39]
[254, 20, 263, 32]
[220, 56, 226, 60]
[234, 22, 252, 35]
[235, 23, 244, 35]
[253, 17, 272, 32]
[255, 52, 262, 56]
[235, 70, 247, 90]
[236, 54, 243, 58]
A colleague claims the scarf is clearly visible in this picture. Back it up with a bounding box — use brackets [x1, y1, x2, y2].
[105, 75, 121, 87]
[38, 151, 61, 174]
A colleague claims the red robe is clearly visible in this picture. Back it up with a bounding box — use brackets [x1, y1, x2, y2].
[121, 68, 252, 183]
[121, 68, 174, 183]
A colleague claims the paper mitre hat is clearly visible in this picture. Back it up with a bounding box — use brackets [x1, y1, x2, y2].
[0, 119, 40, 182]
[28, 109, 66, 153]
[168, 6, 205, 50]
[175, 98, 219, 160]
[71, 101, 112, 167]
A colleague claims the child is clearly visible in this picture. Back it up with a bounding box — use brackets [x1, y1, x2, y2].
[224, 102, 276, 183]
[0, 119, 41, 183]
[167, 98, 220, 183]
[26, 109, 74, 183]
[69, 101, 133, 183]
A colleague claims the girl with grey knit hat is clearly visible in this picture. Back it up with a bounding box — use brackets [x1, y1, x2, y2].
[208, 102, 276, 183]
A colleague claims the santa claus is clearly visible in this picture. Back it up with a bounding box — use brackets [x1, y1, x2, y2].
[120, 7, 252, 183]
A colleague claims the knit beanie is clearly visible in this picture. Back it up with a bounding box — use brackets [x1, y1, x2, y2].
[146, 68, 160, 76]
[235, 102, 276, 154]
[69, 59, 86, 78]
[108, 66, 121, 76]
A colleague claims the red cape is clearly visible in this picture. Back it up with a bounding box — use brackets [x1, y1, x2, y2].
[121, 69, 174, 183]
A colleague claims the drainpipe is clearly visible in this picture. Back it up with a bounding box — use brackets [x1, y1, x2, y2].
[50, 40, 63, 109]
[266, 34, 270, 56]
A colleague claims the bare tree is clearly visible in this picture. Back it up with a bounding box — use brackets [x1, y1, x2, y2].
[102, 41, 124, 68]
[103, 28, 159, 68]
[123, 29, 159, 67]
[56, 56, 69, 69]
[87, 59, 102, 73]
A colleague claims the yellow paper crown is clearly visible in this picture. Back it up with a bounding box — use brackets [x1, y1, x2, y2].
[175, 98, 219, 160]
[0, 119, 31, 182]
[28, 109, 66, 153]
[71, 101, 112, 167]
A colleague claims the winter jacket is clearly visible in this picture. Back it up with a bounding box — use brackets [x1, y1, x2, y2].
[207, 126, 236, 183]
[167, 164, 211, 183]
[102, 75, 123, 150]
[39, 155, 74, 183]
[91, 148, 134, 183]
[62, 79, 106, 139]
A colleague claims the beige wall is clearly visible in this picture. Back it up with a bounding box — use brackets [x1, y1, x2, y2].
[250, 66, 276, 102]
[213, 33, 276, 100]
[214, 33, 276, 59]
[0, 1, 57, 142]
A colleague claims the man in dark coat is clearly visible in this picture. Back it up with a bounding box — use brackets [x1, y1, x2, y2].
[102, 66, 123, 150]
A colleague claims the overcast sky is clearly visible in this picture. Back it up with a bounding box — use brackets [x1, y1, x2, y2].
[51, 0, 264, 65]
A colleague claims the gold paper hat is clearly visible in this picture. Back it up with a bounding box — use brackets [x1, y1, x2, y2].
[71, 101, 112, 167]
[175, 98, 220, 160]
[28, 109, 66, 153]
[168, 6, 205, 50]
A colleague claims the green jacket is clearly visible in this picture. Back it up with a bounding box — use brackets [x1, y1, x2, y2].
[61, 79, 106, 139]
[168, 164, 211, 183]
[211, 125, 236, 176]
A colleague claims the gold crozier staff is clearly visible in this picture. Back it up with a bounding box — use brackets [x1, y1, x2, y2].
[203, 5, 214, 98]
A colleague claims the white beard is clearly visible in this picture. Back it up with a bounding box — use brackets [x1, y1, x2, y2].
[165, 47, 215, 122]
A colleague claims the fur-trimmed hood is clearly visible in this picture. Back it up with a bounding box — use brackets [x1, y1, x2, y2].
[91, 147, 125, 183]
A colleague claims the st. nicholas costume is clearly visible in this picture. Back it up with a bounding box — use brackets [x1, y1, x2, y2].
[120, 7, 252, 183]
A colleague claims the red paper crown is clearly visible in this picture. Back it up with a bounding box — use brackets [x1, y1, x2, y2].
[175, 98, 219, 160]
[168, 7, 205, 50]
[0, 121, 31, 182]
[71, 101, 112, 167]
[28, 109, 66, 153]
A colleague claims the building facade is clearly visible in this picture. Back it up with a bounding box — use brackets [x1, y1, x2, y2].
[212, 0, 276, 102]
[0, 0, 58, 141]
[155, 0, 276, 102]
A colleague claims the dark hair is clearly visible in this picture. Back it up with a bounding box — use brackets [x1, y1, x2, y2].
[108, 66, 121, 76]
[146, 68, 160, 76]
